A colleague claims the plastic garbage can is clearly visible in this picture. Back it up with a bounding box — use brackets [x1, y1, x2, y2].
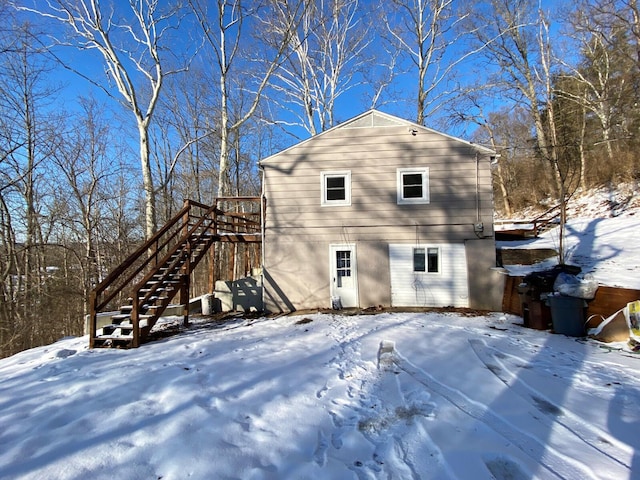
[518, 282, 551, 330]
[548, 294, 587, 337]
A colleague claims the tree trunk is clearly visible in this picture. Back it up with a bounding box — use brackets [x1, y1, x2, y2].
[139, 122, 157, 239]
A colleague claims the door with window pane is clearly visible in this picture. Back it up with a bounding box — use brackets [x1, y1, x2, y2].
[330, 244, 358, 308]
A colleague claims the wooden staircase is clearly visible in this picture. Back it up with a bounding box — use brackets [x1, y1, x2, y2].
[89, 198, 261, 348]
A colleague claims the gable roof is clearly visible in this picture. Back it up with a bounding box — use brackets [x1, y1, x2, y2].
[259, 109, 495, 164]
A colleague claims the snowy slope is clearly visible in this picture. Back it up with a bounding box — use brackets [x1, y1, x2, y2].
[1, 313, 639, 480]
[498, 183, 640, 289]
[499, 215, 640, 289]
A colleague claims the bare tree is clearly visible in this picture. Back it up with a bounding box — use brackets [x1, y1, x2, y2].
[150, 71, 221, 224]
[267, 0, 373, 136]
[469, 1, 565, 193]
[385, 0, 484, 125]
[18, 0, 190, 238]
[189, 0, 304, 197]
[450, 87, 515, 216]
[48, 97, 118, 314]
[559, 2, 636, 166]
[0, 20, 62, 356]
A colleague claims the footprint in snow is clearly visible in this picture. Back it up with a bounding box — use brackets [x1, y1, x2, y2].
[313, 430, 328, 466]
[483, 454, 530, 480]
[55, 349, 76, 359]
[316, 384, 329, 398]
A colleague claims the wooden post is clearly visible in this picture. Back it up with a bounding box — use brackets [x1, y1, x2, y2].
[181, 207, 192, 326]
[182, 199, 191, 240]
[208, 201, 218, 293]
[89, 291, 97, 348]
[132, 294, 140, 348]
[208, 246, 216, 294]
[180, 274, 190, 327]
[228, 243, 235, 281]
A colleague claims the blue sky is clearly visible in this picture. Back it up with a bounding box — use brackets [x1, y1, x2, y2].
[21, 0, 571, 159]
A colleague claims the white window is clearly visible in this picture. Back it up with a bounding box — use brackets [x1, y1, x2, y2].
[321, 171, 351, 206]
[397, 167, 429, 204]
[413, 247, 439, 273]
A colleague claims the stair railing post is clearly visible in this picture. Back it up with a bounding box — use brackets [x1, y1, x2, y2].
[208, 200, 219, 294]
[89, 291, 98, 348]
[132, 292, 140, 348]
[181, 201, 193, 327]
[180, 273, 190, 327]
[182, 199, 191, 239]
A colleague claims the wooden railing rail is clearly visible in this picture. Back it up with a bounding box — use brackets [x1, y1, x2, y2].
[531, 204, 561, 236]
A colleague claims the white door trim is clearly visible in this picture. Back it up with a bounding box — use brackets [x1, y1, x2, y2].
[329, 244, 358, 308]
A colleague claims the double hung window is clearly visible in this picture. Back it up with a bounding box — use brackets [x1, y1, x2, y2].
[397, 168, 429, 204]
[321, 171, 351, 206]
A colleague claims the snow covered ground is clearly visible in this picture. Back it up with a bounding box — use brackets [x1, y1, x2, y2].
[1, 312, 639, 480]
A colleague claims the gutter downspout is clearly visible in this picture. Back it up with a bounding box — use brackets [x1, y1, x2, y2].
[476, 152, 480, 225]
[259, 163, 266, 310]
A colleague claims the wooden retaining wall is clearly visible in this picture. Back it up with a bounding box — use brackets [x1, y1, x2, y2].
[502, 276, 640, 319]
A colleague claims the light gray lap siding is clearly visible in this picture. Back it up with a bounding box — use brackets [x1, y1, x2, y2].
[263, 130, 493, 236]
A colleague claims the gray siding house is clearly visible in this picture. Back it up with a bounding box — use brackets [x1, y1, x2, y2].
[260, 110, 504, 312]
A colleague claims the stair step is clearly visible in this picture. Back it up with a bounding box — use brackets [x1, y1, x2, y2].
[140, 296, 168, 302]
[96, 334, 134, 341]
[145, 305, 163, 310]
[101, 324, 134, 335]
[140, 287, 174, 293]
[102, 318, 150, 333]
[111, 312, 153, 321]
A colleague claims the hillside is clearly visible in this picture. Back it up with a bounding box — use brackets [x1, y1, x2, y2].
[497, 183, 640, 290]
[1, 183, 640, 479]
[500, 182, 640, 221]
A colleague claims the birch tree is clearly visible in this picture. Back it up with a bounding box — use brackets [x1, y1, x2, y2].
[385, 0, 481, 125]
[268, 0, 373, 136]
[18, 0, 189, 238]
[560, 3, 635, 166]
[189, 0, 304, 197]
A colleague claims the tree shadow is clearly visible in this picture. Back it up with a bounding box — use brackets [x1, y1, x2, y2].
[608, 383, 640, 475]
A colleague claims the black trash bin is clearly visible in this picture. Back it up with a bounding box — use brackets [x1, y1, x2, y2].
[548, 294, 587, 337]
[519, 265, 582, 331]
[518, 282, 551, 330]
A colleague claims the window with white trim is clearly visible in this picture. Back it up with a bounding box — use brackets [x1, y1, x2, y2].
[397, 167, 429, 204]
[321, 171, 351, 206]
[413, 247, 439, 273]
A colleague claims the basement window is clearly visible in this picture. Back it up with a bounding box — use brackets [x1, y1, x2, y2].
[321, 171, 351, 206]
[397, 167, 429, 204]
[413, 247, 439, 273]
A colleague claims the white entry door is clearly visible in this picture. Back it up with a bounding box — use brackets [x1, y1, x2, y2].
[330, 244, 358, 308]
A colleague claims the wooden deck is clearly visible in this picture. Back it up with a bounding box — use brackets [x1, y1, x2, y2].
[503, 275, 640, 321]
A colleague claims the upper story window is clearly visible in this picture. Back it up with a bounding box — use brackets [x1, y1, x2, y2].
[397, 167, 429, 204]
[321, 171, 351, 206]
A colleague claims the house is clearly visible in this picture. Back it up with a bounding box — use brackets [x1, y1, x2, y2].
[259, 110, 504, 313]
